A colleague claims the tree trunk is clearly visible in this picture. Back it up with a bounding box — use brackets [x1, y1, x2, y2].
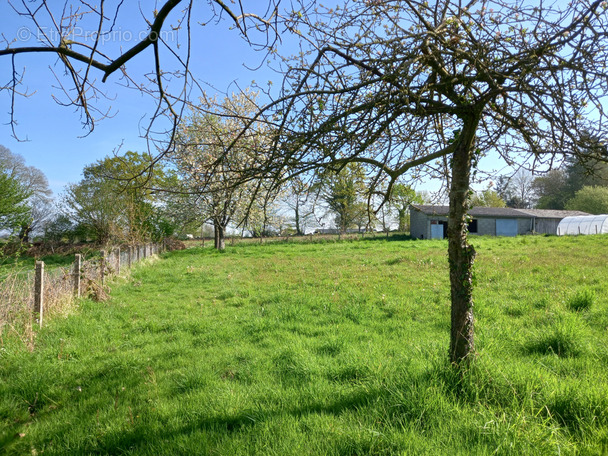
[18, 223, 32, 243]
[214, 221, 226, 250]
[447, 121, 478, 367]
[398, 209, 407, 232]
[294, 204, 303, 236]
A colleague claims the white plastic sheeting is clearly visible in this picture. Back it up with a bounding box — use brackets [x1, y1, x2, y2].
[557, 215, 608, 236]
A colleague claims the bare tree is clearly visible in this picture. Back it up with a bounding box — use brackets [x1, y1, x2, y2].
[496, 170, 536, 208]
[284, 175, 317, 236]
[240, 0, 608, 366]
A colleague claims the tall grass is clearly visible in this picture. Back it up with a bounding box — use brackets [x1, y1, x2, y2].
[1, 234, 607, 455]
[0, 266, 77, 349]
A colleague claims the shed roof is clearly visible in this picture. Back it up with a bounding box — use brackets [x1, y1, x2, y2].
[410, 205, 589, 219]
[514, 209, 589, 219]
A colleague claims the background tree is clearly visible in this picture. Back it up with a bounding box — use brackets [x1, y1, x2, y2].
[319, 163, 368, 234]
[533, 155, 608, 210]
[532, 170, 569, 210]
[0, 145, 53, 242]
[43, 214, 77, 244]
[495, 171, 535, 209]
[389, 184, 425, 232]
[565, 186, 608, 214]
[172, 91, 273, 249]
[470, 188, 506, 208]
[0, 163, 31, 234]
[62, 174, 122, 244]
[62, 151, 173, 244]
[284, 176, 317, 236]
[86, 151, 176, 242]
[245, 0, 608, 366]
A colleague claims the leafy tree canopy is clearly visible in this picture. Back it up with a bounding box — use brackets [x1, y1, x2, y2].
[565, 186, 608, 214]
[470, 189, 506, 208]
[0, 164, 31, 233]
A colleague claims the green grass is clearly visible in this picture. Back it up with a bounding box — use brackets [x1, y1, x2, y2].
[1, 235, 608, 455]
[0, 247, 99, 280]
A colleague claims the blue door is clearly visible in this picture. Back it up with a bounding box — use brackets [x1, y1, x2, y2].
[496, 219, 518, 236]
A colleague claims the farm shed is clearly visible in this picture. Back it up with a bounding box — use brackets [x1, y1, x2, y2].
[514, 209, 590, 235]
[557, 214, 608, 236]
[409, 205, 589, 239]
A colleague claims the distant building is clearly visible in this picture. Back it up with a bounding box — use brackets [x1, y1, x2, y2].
[409, 205, 589, 239]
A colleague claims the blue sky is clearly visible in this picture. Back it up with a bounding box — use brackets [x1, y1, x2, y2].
[1, 1, 512, 201]
[0, 1, 279, 196]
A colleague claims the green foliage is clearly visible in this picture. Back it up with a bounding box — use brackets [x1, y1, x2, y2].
[533, 169, 569, 209]
[1, 235, 608, 454]
[0, 145, 53, 242]
[0, 164, 31, 233]
[534, 149, 608, 210]
[62, 151, 175, 244]
[469, 188, 506, 208]
[43, 214, 75, 243]
[319, 163, 369, 232]
[565, 186, 608, 214]
[389, 183, 425, 232]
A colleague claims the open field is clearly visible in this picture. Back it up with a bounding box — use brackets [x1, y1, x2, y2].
[1, 235, 607, 455]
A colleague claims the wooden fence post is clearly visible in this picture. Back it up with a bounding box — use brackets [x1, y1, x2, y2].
[136, 245, 140, 262]
[127, 246, 132, 268]
[73, 254, 82, 297]
[34, 261, 44, 328]
[100, 250, 106, 286]
[116, 248, 121, 275]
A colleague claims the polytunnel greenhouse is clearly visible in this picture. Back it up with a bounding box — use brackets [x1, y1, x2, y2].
[557, 215, 608, 236]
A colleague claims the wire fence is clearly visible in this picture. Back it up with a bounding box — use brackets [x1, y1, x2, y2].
[0, 243, 163, 346]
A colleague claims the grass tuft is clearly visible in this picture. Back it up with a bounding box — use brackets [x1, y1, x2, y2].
[568, 289, 595, 312]
[525, 317, 583, 358]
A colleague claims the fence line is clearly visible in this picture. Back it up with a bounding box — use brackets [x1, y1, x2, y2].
[1, 243, 164, 335]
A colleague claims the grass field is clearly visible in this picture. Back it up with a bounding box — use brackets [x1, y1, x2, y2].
[1, 235, 607, 455]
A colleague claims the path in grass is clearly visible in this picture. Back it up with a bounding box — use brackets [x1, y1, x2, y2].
[1, 236, 608, 455]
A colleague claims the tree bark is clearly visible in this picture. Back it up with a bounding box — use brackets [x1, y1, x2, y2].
[447, 119, 478, 366]
[398, 209, 407, 232]
[18, 223, 32, 243]
[294, 204, 303, 236]
[214, 221, 226, 250]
